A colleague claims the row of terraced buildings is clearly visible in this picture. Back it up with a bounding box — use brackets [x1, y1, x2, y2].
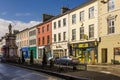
[0, 0, 120, 64]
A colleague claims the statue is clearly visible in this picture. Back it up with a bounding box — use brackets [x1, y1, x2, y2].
[8, 24, 12, 34]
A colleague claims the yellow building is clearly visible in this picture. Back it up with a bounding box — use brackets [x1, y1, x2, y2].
[16, 28, 29, 57]
[98, 0, 120, 64]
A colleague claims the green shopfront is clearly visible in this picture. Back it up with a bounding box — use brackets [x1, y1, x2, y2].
[71, 41, 98, 64]
[29, 46, 37, 58]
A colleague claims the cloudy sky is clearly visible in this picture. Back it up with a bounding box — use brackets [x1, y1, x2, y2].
[0, 0, 89, 38]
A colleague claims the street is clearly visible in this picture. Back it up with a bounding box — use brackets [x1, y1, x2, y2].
[0, 63, 64, 80]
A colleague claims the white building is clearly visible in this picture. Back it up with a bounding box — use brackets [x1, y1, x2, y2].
[52, 7, 70, 58]
[69, 0, 98, 64]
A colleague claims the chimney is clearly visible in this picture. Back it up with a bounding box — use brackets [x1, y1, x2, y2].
[61, 7, 70, 14]
[42, 14, 54, 22]
[13, 30, 19, 34]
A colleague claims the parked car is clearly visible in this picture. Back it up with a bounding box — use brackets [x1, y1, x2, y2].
[55, 56, 79, 65]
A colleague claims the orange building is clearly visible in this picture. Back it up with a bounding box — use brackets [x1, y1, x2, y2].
[37, 19, 53, 59]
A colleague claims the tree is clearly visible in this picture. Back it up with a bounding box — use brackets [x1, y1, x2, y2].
[21, 51, 25, 64]
[30, 50, 34, 64]
[42, 48, 47, 66]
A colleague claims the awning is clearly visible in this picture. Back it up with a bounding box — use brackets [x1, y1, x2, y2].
[38, 46, 45, 49]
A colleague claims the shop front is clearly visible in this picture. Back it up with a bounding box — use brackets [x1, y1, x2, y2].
[20, 47, 29, 58]
[52, 42, 68, 58]
[38, 45, 52, 60]
[29, 46, 37, 58]
[71, 41, 98, 64]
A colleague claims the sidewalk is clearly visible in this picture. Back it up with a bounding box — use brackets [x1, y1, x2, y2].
[87, 64, 120, 77]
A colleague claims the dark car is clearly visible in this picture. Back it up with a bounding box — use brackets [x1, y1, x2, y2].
[55, 56, 79, 65]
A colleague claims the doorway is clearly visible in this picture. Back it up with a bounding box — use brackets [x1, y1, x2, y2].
[101, 48, 107, 63]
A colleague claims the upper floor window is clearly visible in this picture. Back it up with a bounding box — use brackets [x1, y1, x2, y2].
[47, 24, 50, 31]
[47, 35, 50, 44]
[58, 20, 61, 28]
[89, 24, 94, 39]
[54, 34, 56, 42]
[89, 7, 94, 19]
[42, 37, 44, 45]
[63, 32, 66, 41]
[80, 11, 84, 21]
[108, 0, 115, 11]
[72, 14, 76, 24]
[54, 22, 56, 29]
[108, 19, 115, 34]
[42, 27, 44, 33]
[63, 18, 66, 26]
[38, 38, 40, 45]
[72, 29, 76, 40]
[80, 27, 84, 39]
[38, 28, 40, 34]
[58, 33, 61, 42]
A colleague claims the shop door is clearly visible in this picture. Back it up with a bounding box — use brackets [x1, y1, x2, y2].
[102, 48, 107, 63]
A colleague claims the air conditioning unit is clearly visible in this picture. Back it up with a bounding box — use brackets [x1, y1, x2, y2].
[101, 0, 109, 3]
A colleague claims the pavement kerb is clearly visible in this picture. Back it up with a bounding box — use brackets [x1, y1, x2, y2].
[87, 65, 120, 69]
[6, 63, 89, 80]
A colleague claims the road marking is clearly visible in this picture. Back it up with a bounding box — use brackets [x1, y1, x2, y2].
[100, 71, 111, 74]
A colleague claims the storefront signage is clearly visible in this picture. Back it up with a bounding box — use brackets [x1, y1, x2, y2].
[78, 43, 88, 48]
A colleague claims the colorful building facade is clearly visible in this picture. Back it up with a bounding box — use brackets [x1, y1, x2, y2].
[16, 28, 29, 58]
[29, 26, 37, 59]
[37, 19, 52, 60]
[98, 0, 120, 64]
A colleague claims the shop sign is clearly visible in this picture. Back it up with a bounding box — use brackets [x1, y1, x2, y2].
[56, 45, 62, 48]
[78, 43, 88, 48]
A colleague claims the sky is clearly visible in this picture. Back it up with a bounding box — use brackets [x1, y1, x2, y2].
[0, 0, 89, 38]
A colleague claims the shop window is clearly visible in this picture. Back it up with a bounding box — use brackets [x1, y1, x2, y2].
[114, 47, 120, 55]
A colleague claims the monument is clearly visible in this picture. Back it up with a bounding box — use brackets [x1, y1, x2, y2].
[4, 24, 18, 59]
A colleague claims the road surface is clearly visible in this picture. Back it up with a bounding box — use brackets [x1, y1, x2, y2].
[0, 63, 64, 80]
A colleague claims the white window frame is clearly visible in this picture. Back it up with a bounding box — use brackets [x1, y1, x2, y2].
[80, 11, 84, 21]
[108, 19, 115, 34]
[89, 7, 94, 19]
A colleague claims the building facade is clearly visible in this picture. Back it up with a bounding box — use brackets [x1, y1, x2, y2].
[16, 28, 29, 58]
[98, 0, 120, 64]
[29, 26, 37, 59]
[37, 20, 52, 60]
[69, 0, 98, 64]
[52, 8, 70, 58]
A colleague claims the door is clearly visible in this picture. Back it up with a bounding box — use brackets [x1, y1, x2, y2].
[102, 48, 107, 63]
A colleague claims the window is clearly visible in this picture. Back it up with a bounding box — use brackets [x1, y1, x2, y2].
[63, 18, 66, 26]
[89, 7, 94, 19]
[38, 28, 40, 34]
[114, 47, 120, 55]
[108, 0, 115, 11]
[72, 14, 76, 24]
[47, 24, 49, 31]
[47, 35, 50, 44]
[54, 22, 56, 29]
[58, 33, 61, 42]
[72, 29, 76, 40]
[54, 34, 56, 42]
[42, 37, 44, 45]
[108, 19, 114, 34]
[80, 11, 84, 21]
[58, 20, 61, 28]
[63, 32, 66, 41]
[80, 27, 84, 39]
[38, 38, 40, 45]
[89, 24, 94, 38]
[42, 27, 44, 33]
